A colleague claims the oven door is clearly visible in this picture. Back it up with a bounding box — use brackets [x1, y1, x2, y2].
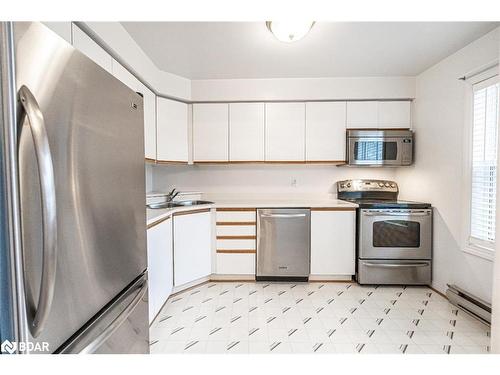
[348, 137, 403, 166]
[359, 209, 432, 259]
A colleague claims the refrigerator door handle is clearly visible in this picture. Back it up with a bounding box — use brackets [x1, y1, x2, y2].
[79, 279, 148, 354]
[18, 85, 58, 338]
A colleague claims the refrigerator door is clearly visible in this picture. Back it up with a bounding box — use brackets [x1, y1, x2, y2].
[58, 273, 149, 354]
[13, 22, 147, 352]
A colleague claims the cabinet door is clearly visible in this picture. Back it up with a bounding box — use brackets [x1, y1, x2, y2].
[306, 102, 346, 161]
[265, 103, 305, 161]
[111, 59, 138, 91]
[72, 25, 112, 73]
[174, 211, 212, 286]
[216, 254, 255, 275]
[138, 84, 157, 161]
[193, 104, 229, 162]
[378, 101, 411, 128]
[147, 217, 173, 323]
[346, 101, 378, 129]
[43, 22, 72, 43]
[157, 98, 188, 162]
[229, 103, 265, 161]
[311, 210, 355, 275]
[111, 59, 157, 161]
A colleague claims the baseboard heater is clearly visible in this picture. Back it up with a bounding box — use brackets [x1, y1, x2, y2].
[446, 284, 491, 325]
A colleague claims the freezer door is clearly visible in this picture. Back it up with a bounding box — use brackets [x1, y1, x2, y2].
[58, 273, 149, 354]
[257, 209, 311, 279]
[13, 23, 147, 352]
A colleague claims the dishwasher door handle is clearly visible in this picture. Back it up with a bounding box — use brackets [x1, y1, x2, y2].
[260, 213, 307, 219]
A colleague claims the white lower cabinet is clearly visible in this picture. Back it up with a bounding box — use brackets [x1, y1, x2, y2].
[147, 217, 173, 323]
[173, 211, 212, 286]
[216, 253, 255, 275]
[310, 210, 356, 276]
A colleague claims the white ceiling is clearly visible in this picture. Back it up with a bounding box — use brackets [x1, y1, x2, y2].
[121, 22, 499, 80]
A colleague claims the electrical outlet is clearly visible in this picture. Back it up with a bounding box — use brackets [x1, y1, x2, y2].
[291, 178, 297, 187]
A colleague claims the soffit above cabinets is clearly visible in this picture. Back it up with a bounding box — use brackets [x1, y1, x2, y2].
[121, 22, 499, 80]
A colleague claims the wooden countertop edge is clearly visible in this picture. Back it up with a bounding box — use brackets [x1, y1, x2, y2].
[310, 207, 357, 211]
[147, 214, 172, 229]
[216, 249, 256, 254]
[217, 235, 256, 240]
[173, 208, 211, 216]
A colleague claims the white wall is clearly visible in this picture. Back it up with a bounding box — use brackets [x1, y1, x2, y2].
[151, 164, 397, 199]
[81, 22, 191, 101]
[490, 28, 500, 355]
[396, 27, 500, 302]
[191, 76, 415, 102]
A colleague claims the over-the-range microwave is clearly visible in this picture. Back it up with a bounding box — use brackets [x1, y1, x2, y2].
[346, 129, 414, 166]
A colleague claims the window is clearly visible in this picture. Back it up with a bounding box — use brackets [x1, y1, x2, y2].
[468, 76, 499, 254]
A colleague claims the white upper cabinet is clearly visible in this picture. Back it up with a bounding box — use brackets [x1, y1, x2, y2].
[265, 103, 306, 161]
[378, 101, 411, 128]
[137, 83, 157, 161]
[110, 59, 157, 160]
[347, 101, 411, 129]
[346, 101, 378, 128]
[111, 59, 138, 91]
[43, 22, 72, 43]
[72, 24, 112, 73]
[193, 103, 229, 162]
[229, 103, 265, 161]
[157, 98, 188, 162]
[306, 102, 346, 161]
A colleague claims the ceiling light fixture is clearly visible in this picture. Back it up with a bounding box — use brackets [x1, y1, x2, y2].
[266, 21, 315, 43]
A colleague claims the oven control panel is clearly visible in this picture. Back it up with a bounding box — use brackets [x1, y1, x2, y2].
[337, 179, 398, 193]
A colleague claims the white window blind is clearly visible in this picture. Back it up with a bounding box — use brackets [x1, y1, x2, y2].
[470, 78, 499, 247]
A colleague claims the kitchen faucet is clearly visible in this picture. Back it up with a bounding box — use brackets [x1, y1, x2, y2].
[166, 188, 180, 202]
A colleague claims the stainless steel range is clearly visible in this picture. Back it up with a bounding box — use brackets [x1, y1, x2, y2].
[337, 179, 432, 285]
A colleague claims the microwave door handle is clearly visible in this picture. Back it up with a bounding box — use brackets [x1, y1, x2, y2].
[18, 86, 58, 338]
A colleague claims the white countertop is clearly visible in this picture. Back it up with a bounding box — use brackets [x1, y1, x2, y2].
[146, 198, 357, 227]
[147, 203, 214, 227]
[213, 198, 357, 209]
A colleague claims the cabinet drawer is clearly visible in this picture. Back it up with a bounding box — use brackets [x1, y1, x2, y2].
[216, 253, 255, 275]
[217, 239, 256, 250]
[216, 210, 256, 223]
[216, 225, 256, 236]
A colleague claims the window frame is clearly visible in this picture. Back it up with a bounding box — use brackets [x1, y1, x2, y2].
[462, 71, 499, 261]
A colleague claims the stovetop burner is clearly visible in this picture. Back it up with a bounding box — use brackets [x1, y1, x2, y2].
[342, 198, 431, 209]
[336, 179, 431, 209]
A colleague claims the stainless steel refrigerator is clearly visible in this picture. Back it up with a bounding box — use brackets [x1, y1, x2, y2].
[0, 22, 149, 354]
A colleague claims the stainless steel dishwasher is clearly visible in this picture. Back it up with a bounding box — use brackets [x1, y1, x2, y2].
[256, 209, 311, 281]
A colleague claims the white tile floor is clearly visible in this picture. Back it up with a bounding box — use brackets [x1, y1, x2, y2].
[149, 282, 491, 354]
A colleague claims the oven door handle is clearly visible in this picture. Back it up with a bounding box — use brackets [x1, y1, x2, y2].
[362, 262, 429, 268]
[362, 211, 431, 217]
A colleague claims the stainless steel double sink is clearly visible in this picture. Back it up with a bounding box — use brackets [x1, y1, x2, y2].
[146, 200, 214, 209]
